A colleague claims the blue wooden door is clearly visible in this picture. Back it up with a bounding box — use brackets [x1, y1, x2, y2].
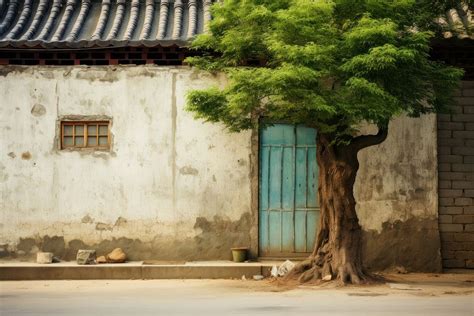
[259, 124, 319, 256]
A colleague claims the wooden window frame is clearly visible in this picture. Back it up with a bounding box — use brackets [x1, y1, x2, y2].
[61, 121, 111, 150]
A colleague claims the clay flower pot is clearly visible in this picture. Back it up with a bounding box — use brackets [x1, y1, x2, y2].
[231, 247, 248, 262]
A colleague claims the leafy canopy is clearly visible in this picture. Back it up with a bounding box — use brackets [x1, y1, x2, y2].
[186, 0, 464, 141]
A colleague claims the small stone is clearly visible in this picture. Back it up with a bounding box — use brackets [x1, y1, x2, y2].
[96, 255, 107, 264]
[253, 275, 264, 280]
[106, 248, 126, 263]
[52, 256, 61, 263]
[321, 262, 332, 281]
[322, 274, 332, 281]
[76, 249, 96, 265]
[36, 252, 53, 264]
[394, 266, 408, 274]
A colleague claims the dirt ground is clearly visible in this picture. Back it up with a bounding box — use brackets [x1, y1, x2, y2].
[198, 272, 474, 297]
[1, 273, 473, 316]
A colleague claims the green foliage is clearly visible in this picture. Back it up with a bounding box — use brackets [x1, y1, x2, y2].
[186, 0, 464, 140]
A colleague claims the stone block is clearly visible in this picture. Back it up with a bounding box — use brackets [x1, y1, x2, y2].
[465, 172, 474, 181]
[455, 198, 473, 206]
[452, 114, 474, 122]
[438, 130, 452, 138]
[452, 146, 474, 156]
[439, 224, 464, 232]
[439, 163, 451, 172]
[439, 172, 465, 180]
[464, 206, 474, 214]
[448, 105, 464, 114]
[453, 215, 474, 224]
[438, 122, 464, 130]
[452, 181, 474, 189]
[462, 81, 474, 88]
[463, 89, 474, 97]
[453, 233, 474, 242]
[439, 206, 463, 215]
[440, 232, 454, 241]
[439, 180, 452, 189]
[438, 138, 464, 146]
[439, 155, 462, 164]
[439, 189, 463, 198]
[453, 131, 474, 139]
[464, 156, 474, 164]
[443, 241, 466, 251]
[76, 249, 96, 265]
[439, 198, 455, 207]
[466, 259, 474, 268]
[465, 190, 474, 197]
[438, 146, 452, 155]
[466, 123, 474, 131]
[437, 114, 451, 122]
[441, 249, 455, 259]
[462, 242, 474, 250]
[465, 224, 474, 232]
[464, 106, 474, 114]
[443, 259, 465, 268]
[439, 215, 452, 223]
[454, 251, 474, 260]
[36, 252, 53, 264]
[456, 97, 474, 106]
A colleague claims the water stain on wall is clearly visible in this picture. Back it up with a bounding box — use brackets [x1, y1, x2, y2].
[179, 166, 199, 176]
[6, 213, 253, 261]
[362, 218, 442, 273]
[31, 104, 46, 117]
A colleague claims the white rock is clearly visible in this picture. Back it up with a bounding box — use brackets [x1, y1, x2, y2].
[322, 274, 332, 281]
[277, 260, 296, 277]
[36, 252, 53, 264]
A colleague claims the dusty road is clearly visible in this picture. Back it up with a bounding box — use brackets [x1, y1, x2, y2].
[1, 274, 473, 316]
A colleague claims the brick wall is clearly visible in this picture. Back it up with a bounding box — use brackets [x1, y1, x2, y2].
[438, 81, 474, 269]
[0, 46, 194, 66]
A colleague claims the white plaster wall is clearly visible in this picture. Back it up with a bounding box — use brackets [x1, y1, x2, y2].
[0, 65, 438, 264]
[355, 115, 438, 232]
[0, 66, 252, 253]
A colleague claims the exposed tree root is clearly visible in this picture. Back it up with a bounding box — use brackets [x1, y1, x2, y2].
[285, 255, 381, 285]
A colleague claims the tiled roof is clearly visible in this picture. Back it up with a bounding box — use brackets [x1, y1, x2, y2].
[438, 3, 474, 40]
[0, 1, 471, 50]
[0, 0, 212, 48]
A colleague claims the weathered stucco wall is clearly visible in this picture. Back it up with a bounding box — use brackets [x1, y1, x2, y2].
[0, 65, 440, 271]
[0, 65, 253, 261]
[356, 115, 441, 272]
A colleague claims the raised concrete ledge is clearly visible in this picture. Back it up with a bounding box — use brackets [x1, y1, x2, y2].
[0, 261, 276, 280]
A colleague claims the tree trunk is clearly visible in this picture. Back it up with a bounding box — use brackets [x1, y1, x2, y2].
[287, 128, 388, 285]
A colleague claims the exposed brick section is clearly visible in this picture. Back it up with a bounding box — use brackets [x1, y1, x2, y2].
[0, 46, 198, 66]
[438, 81, 474, 269]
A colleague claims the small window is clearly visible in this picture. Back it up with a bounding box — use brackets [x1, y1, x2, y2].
[61, 121, 110, 149]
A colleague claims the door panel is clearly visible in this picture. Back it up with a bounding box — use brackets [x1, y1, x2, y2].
[259, 124, 319, 257]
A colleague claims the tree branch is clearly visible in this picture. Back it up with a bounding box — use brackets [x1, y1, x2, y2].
[350, 125, 389, 152]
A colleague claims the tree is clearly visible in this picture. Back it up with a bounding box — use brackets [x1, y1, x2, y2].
[185, 0, 464, 284]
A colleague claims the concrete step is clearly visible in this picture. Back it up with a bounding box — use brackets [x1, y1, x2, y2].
[0, 261, 279, 280]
